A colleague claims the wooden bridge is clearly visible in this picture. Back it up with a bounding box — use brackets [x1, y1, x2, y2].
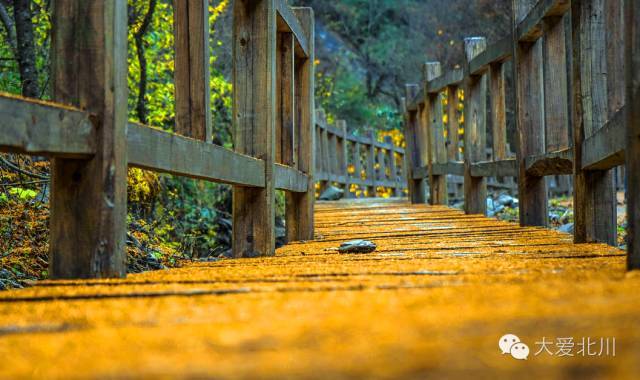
[1, 0, 640, 377]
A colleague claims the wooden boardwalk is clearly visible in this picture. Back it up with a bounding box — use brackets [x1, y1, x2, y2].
[1, 199, 639, 378]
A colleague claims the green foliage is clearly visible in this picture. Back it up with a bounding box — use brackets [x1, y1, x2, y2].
[0, 0, 51, 97]
[8, 187, 38, 201]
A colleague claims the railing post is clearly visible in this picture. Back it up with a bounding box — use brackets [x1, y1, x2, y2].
[513, 2, 547, 226]
[463, 37, 488, 215]
[174, 0, 211, 141]
[317, 109, 330, 193]
[338, 120, 353, 198]
[232, 0, 277, 257]
[489, 62, 507, 161]
[276, 32, 295, 166]
[366, 130, 377, 197]
[571, 0, 617, 244]
[403, 84, 426, 203]
[354, 140, 362, 197]
[424, 62, 447, 205]
[446, 85, 460, 161]
[627, 0, 639, 269]
[286, 7, 315, 242]
[377, 138, 386, 185]
[49, 0, 128, 278]
[385, 136, 400, 197]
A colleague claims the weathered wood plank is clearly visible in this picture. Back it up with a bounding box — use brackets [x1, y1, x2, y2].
[524, 148, 573, 177]
[468, 35, 513, 75]
[232, 0, 277, 258]
[275, 164, 308, 193]
[173, 0, 211, 142]
[426, 68, 464, 94]
[424, 62, 447, 205]
[571, 0, 617, 245]
[581, 108, 626, 171]
[489, 63, 507, 161]
[517, 0, 570, 42]
[276, 32, 295, 166]
[403, 84, 426, 203]
[49, 0, 128, 278]
[276, 0, 309, 58]
[366, 130, 377, 195]
[286, 7, 315, 242]
[446, 86, 460, 161]
[470, 159, 518, 178]
[127, 123, 265, 187]
[542, 15, 570, 153]
[626, 0, 639, 270]
[464, 37, 488, 215]
[0, 93, 95, 157]
[514, 19, 547, 226]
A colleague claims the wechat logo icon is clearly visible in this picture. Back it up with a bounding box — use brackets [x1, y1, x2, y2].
[499, 334, 530, 360]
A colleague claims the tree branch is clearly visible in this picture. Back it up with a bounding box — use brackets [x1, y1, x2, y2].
[0, 0, 16, 52]
[134, 0, 157, 124]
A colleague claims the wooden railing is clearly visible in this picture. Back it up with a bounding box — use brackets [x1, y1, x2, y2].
[0, 0, 315, 278]
[403, 0, 639, 270]
[314, 110, 407, 198]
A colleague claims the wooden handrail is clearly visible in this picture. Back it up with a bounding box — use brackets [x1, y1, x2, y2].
[403, 0, 638, 270]
[0, 0, 317, 278]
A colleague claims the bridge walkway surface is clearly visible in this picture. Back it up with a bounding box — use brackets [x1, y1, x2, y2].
[0, 199, 639, 378]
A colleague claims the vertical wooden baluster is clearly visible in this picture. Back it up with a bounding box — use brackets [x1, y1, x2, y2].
[318, 109, 330, 193]
[385, 136, 399, 197]
[403, 84, 425, 203]
[367, 130, 377, 197]
[50, 0, 128, 278]
[513, 1, 547, 226]
[490, 63, 507, 161]
[627, 0, 639, 269]
[571, 0, 616, 244]
[276, 32, 295, 165]
[463, 37, 488, 215]
[174, 0, 211, 142]
[424, 62, 447, 205]
[338, 120, 353, 198]
[542, 16, 570, 154]
[447, 85, 460, 162]
[286, 7, 314, 242]
[377, 138, 386, 184]
[353, 141, 363, 198]
[232, 0, 276, 257]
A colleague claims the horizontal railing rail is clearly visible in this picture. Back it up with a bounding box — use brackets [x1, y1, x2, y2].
[403, 0, 639, 270]
[0, 0, 316, 279]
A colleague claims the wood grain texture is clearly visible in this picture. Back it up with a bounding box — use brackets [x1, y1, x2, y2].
[0, 93, 95, 157]
[366, 130, 377, 195]
[276, 32, 295, 166]
[403, 84, 425, 203]
[571, 0, 617, 245]
[514, 35, 547, 226]
[626, 0, 638, 270]
[525, 148, 573, 177]
[463, 37, 488, 215]
[127, 123, 265, 187]
[286, 7, 315, 242]
[446, 86, 460, 161]
[232, 0, 277, 258]
[275, 0, 309, 58]
[275, 164, 308, 193]
[470, 159, 518, 178]
[489, 63, 507, 161]
[542, 15, 570, 153]
[173, 0, 211, 142]
[424, 62, 447, 205]
[49, 0, 128, 278]
[581, 108, 626, 171]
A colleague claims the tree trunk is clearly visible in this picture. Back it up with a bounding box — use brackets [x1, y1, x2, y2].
[13, 0, 39, 97]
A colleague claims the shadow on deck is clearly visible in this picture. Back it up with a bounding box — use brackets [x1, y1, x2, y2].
[0, 199, 639, 378]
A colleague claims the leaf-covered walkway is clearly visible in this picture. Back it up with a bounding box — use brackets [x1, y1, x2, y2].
[1, 199, 639, 378]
